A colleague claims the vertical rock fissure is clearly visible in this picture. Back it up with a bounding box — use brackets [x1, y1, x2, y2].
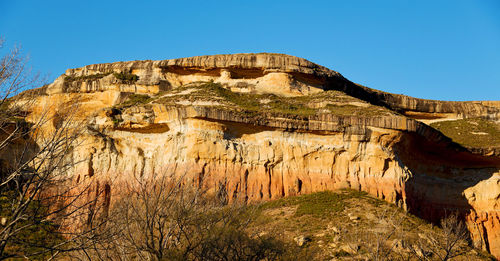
[244, 169, 249, 203]
[88, 154, 94, 178]
[198, 162, 207, 189]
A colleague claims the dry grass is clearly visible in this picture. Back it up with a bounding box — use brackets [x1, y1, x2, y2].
[64, 72, 112, 82]
[430, 118, 500, 148]
[244, 189, 493, 260]
[153, 82, 396, 117]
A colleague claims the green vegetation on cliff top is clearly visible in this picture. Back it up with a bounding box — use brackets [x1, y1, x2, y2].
[430, 118, 500, 148]
[64, 71, 139, 83]
[64, 72, 112, 82]
[153, 82, 396, 117]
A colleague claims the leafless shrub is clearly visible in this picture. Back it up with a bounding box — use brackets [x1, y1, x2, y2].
[408, 213, 470, 261]
[348, 208, 414, 261]
[72, 174, 299, 261]
[367, 209, 405, 261]
[347, 207, 471, 261]
[0, 39, 103, 260]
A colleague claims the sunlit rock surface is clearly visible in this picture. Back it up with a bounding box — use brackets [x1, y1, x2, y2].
[17, 53, 500, 258]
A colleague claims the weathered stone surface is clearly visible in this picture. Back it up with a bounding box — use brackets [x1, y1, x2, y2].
[294, 235, 311, 247]
[44, 53, 500, 121]
[13, 53, 500, 259]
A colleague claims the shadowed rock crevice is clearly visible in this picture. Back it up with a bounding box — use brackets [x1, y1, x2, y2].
[393, 130, 499, 254]
[13, 53, 500, 259]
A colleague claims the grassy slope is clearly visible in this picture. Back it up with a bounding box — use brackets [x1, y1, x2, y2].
[430, 118, 500, 148]
[120, 82, 499, 151]
[246, 190, 493, 260]
[25, 81, 498, 259]
[129, 82, 397, 117]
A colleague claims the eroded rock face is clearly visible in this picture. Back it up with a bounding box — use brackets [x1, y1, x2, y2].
[46, 53, 338, 97]
[82, 119, 406, 200]
[16, 53, 500, 258]
[44, 53, 500, 120]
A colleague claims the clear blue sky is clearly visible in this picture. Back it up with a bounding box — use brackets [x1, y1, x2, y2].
[1, 0, 499, 101]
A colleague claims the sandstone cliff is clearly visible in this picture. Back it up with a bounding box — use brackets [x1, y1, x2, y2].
[15, 53, 500, 258]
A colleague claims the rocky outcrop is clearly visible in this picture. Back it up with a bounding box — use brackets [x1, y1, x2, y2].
[323, 79, 500, 121]
[44, 53, 500, 121]
[45, 53, 339, 97]
[15, 53, 500, 258]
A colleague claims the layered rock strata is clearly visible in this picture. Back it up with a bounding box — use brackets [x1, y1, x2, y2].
[45, 53, 500, 120]
[15, 53, 500, 258]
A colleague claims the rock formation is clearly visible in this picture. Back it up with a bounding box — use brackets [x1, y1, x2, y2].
[13, 53, 500, 258]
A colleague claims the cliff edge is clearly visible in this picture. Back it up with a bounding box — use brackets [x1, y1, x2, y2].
[16, 53, 500, 258]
